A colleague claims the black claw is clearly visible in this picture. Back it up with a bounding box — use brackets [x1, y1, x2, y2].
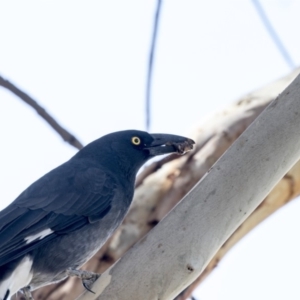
[21, 286, 33, 300]
[67, 268, 100, 294]
[82, 281, 96, 294]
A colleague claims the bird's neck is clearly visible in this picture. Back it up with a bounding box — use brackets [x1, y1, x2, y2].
[74, 149, 143, 186]
[115, 154, 144, 184]
[74, 145, 146, 186]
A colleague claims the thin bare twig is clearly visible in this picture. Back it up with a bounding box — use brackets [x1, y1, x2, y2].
[145, 0, 163, 131]
[0, 75, 83, 150]
[251, 0, 295, 69]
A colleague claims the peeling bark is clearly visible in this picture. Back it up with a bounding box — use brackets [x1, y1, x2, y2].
[18, 69, 299, 300]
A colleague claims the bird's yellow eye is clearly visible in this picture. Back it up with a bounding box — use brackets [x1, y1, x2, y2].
[131, 136, 141, 145]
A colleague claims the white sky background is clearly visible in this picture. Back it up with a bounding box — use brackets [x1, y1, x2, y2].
[0, 0, 300, 299]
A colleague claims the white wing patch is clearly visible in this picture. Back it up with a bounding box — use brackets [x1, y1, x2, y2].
[25, 228, 53, 244]
[0, 256, 33, 300]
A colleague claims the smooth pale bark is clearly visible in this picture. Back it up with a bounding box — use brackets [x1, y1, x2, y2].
[176, 161, 300, 299]
[77, 73, 300, 300]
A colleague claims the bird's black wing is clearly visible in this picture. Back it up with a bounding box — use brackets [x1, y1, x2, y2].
[0, 159, 118, 266]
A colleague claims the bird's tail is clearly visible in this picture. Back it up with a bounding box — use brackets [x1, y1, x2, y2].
[0, 256, 33, 300]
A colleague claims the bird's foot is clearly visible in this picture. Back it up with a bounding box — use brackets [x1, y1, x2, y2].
[66, 268, 100, 294]
[21, 286, 33, 300]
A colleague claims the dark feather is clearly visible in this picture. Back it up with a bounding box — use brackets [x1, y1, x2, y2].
[0, 158, 116, 265]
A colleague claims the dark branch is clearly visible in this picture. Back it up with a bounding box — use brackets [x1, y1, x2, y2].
[0, 75, 83, 150]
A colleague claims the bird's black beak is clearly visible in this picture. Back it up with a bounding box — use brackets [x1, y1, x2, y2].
[146, 133, 195, 156]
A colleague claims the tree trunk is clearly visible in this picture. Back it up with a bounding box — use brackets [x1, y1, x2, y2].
[76, 70, 300, 299]
[18, 69, 300, 300]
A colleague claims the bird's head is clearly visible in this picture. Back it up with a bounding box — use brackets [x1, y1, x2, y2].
[76, 130, 195, 181]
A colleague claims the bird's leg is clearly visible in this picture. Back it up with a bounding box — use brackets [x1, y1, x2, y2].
[21, 286, 33, 300]
[66, 268, 100, 294]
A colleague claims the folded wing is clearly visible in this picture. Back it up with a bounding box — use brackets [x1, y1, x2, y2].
[0, 159, 117, 266]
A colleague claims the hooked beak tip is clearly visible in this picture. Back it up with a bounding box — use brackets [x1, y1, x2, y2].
[147, 134, 195, 156]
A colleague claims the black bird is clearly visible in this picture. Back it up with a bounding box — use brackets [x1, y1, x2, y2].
[0, 130, 194, 300]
